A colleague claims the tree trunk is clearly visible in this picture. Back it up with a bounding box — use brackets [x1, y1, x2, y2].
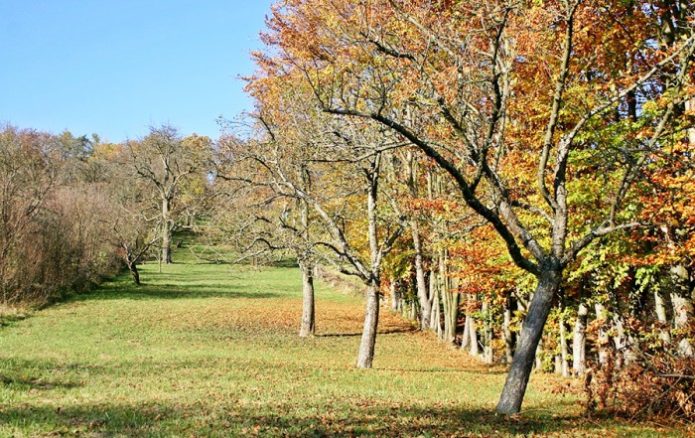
[412, 220, 431, 330]
[483, 300, 493, 364]
[461, 314, 471, 350]
[357, 282, 380, 369]
[469, 314, 479, 356]
[612, 315, 625, 369]
[161, 197, 173, 264]
[390, 280, 400, 312]
[572, 303, 588, 376]
[430, 274, 442, 335]
[595, 303, 609, 366]
[496, 268, 561, 415]
[559, 312, 569, 377]
[503, 296, 515, 364]
[299, 263, 315, 337]
[671, 264, 694, 357]
[441, 256, 458, 344]
[357, 156, 383, 369]
[654, 290, 671, 344]
[535, 339, 543, 371]
[128, 262, 141, 286]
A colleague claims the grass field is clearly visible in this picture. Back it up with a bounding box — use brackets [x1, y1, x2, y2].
[0, 248, 689, 437]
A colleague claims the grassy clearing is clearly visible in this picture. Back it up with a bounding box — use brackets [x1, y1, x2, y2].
[0, 248, 689, 437]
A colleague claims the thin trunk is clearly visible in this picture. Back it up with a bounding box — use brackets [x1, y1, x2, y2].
[357, 282, 380, 369]
[441, 254, 458, 344]
[429, 270, 439, 332]
[535, 339, 543, 371]
[612, 315, 625, 369]
[469, 314, 479, 356]
[595, 303, 609, 366]
[554, 355, 562, 374]
[299, 263, 315, 337]
[559, 313, 569, 377]
[496, 268, 561, 415]
[461, 314, 471, 350]
[572, 303, 588, 376]
[483, 300, 493, 364]
[357, 155, 383, 369]
[161, 197, 173, 264]
[503, 296, 514, 364]
[412, 220, 431, 330]
[671, 264, 694, 357]
[409, 300, 417, 321]
[390, 280, 400, 312]
[654, 290, 671, 344]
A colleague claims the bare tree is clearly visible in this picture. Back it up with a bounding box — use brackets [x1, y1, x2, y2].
[125, 125, 202, 264]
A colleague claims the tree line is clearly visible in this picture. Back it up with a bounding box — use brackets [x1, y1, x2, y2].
[212, 0, 694, 419]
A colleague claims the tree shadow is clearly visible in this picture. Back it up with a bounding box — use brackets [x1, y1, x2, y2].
[317, 328, 416, 338]
[0, 402, 176, 436]
[0, 399, 629, 437]
[71, 283, 282, 302]
[0, 358, 88, 391]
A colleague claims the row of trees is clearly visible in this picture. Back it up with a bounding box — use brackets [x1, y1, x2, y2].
[0, 124, 210, 304]
[216, 0, 694, 418]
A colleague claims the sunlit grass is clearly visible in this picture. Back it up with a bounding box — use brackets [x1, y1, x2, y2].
[0, 248, 688, 436]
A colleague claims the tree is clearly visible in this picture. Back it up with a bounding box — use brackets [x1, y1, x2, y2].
[125, 125, 208, 264]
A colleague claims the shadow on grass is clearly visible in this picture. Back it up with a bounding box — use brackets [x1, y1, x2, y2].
[0, 402, 177, 436]
[0, 374, 81, 390]
[373, 367, 508, 375]
[317, 328, 416, 338]
[0, 358, 87, 391]
[73, 286, 282, 301]
[0, 400, 615, 437]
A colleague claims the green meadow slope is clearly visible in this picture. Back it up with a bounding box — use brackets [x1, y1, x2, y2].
[0, 249, 688, 437]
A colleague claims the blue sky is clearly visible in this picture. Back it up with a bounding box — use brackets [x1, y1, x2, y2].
[0, 1, 274, 142]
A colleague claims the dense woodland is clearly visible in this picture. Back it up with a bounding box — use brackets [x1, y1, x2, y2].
[1, 0, 694, 425]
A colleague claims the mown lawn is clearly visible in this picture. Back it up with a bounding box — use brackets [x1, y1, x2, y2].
[0, 249, 689, 437]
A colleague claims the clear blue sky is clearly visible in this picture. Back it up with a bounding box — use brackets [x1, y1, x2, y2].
[0, 1, 273, 142]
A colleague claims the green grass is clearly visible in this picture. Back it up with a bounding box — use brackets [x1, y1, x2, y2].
[0, 248, 689, 437]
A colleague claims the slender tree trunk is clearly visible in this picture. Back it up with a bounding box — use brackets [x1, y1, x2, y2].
[496, 268, 561, 415]
[595, 303, 609, 366]
[161, 197, 173, 264]
[469, 314, 479, 356]
[299, 263, 315, 337]
[390, 280, 400, 312]
[559, 313, 569, 377]
[441, 255, 458, 344]
[671, 264, 694, 357]
[356, 155, 383, 369]
[357, 281, 380, 369]
[654, 290, 671, 344]
[535, 339, 543, 371]
[412, 220, 431, 330]
[503, 296, 515, 364]
[572, 303, 588, 376]
[483, 300, 493, 364]
[430, 274, 441, 334]
[612, 315, 625, 369]
[461, 314, 471, 350]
